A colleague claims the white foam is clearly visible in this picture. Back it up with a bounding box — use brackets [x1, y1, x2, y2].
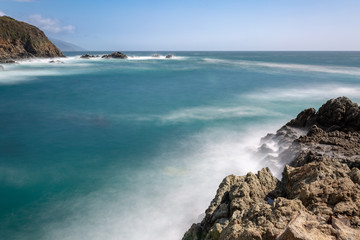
[245, 84, 360, 102]
[106, 105, 283, 124]
[32, 125, 280, 240]
[203, 58, 360, 76]
[127, 55, 185, 60]
[0, 55, 188, 84]
[158, 106, 277, 122]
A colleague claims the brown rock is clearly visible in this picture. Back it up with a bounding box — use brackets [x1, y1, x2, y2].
[0, 16, 64, 60]
[183, 97, 360, 240]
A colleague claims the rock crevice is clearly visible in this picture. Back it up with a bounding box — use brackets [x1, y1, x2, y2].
[183, 97, 360, 240]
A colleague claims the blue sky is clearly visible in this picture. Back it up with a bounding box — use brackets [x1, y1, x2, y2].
[0, 0, 360, 51]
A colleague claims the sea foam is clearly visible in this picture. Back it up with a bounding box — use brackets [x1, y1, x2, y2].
[203, 58, 360, 76]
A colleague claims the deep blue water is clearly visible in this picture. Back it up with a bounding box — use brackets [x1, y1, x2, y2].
[1, 52, 360, 239]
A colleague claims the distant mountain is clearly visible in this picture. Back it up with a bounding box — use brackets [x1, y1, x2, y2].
[49, 38, 85, 52]
[0, 16, 64, 60]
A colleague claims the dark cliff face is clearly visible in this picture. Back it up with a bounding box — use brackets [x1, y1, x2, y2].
[183, 97, 360, 240]
[0, 16, 65, 60]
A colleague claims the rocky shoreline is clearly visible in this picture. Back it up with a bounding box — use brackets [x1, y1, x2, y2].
[183, 97, 360, 240]
[0, 16, 64, 63]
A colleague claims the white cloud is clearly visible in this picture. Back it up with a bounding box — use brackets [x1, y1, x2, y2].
[0, 11, 5, 16]
[28, 14, 75, 34]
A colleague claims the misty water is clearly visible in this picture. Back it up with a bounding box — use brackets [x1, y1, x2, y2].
[1, 51, 360, 240]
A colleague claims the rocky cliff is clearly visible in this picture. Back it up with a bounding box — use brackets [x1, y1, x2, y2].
[0, 16, 64, 61]
[183, 97, 360, 240]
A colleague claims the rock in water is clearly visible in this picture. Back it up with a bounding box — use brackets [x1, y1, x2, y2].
[165, 54, 173, 59]
[183, 97, 360, 240]
[102, 52, 128, 59]
[152, 54, 160, 58]
[80, 54, 96, 59]
[0, 16, 64, 60]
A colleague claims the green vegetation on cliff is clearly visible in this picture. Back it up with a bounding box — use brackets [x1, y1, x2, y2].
[0, 16, 64, 60]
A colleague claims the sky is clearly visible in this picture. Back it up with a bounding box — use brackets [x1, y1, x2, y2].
[0, 0, 359, 51]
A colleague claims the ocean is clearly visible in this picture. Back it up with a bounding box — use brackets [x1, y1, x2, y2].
[1, 51, 360, 240]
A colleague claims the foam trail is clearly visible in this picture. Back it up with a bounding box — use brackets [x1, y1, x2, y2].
[127, 55, 186, 60]
[245, 84, 360, 102]
[203, 58, 360, 76]
[105, 106, 284, 123]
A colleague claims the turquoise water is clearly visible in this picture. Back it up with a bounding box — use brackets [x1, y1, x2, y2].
[1, 52, 360, 239]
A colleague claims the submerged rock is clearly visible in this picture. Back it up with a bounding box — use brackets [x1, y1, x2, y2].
[183, 97, 360, 240]
[49, 60, 64, 64]
[0, 59, 16, 64]
[102, 52, 127, 59]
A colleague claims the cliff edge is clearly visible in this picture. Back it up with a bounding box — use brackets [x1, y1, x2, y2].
[183, 97, 360, 240]
[0, 16, 64, 61]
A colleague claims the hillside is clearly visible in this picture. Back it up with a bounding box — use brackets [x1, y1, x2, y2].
[49, 38, 85, 52]
[0, 16, 64, 60]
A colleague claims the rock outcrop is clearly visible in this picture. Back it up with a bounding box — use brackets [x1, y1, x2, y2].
[80, 53, 96, 59]
[183, 97, 360, 240]
[0, 16, 64, 61]
[102, 52, 127, 59]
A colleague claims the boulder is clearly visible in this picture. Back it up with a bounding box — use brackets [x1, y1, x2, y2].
[166, 54, 173, 59]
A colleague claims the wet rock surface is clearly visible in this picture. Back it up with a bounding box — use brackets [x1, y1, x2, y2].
[80, 53, 96, 59]
[183, 97, 360, 240]
[102, 52, 128, 59]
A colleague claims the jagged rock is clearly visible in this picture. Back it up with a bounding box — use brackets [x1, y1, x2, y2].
[80, 53, 96, 59]
[277, 211, 338, 240]
[166, 54, 173, 58]
[102, 52, 127, 59]
[0, 16, 64, 60]
[287, 108, 316, 128]
[317, 97, 360, 131]
[183, 97, 360, 240]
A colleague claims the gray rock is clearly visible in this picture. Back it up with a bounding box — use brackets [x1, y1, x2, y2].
[102, 52, 128, 59]
[80, 54, 96, 59]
